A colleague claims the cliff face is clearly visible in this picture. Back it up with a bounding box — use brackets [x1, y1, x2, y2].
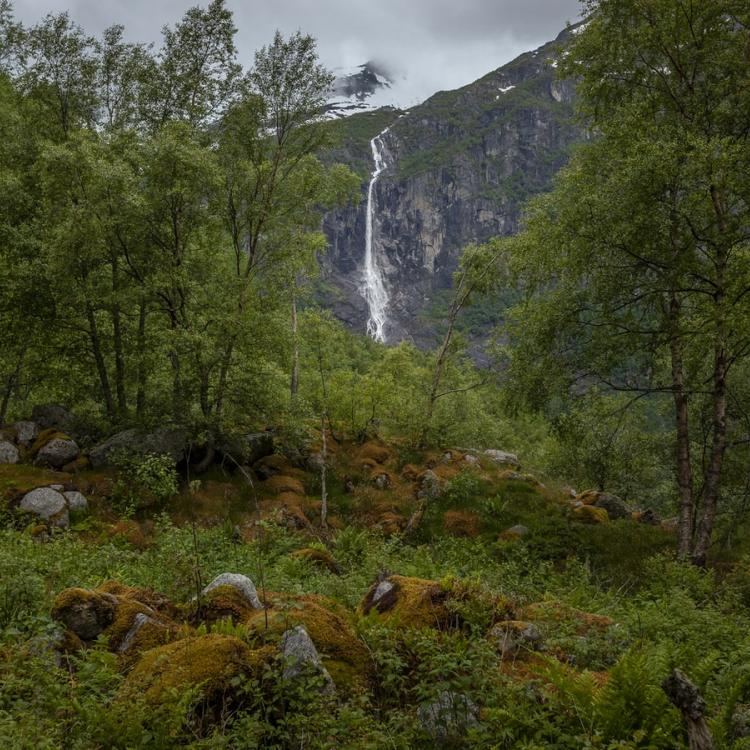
[320, 26, 585, 347]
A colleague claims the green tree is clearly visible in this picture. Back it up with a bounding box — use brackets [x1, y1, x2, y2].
[506, 0, 750, 563]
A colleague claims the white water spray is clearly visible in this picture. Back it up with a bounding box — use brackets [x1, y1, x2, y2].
[361, 128, 390, 342]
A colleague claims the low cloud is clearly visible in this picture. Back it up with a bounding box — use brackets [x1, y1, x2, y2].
[15, 0, 582, 104]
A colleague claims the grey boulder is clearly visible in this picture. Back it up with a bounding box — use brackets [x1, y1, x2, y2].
[280, 625, 335, 694]
[89, 427, 187, 468]
[418, 470, 441, 501]
[36, 438, 79, 469]
[31, 404, 75, 430]
[13, 420, 38, 446]
[64, 490, 88, 513]
[202, 573, 263, 610]
[484, 449, 520, 467]
[0, 439, 20, 464]
[20, 487, 69, 528]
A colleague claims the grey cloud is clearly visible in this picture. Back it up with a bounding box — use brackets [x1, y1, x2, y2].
[14, 0, 582, 103]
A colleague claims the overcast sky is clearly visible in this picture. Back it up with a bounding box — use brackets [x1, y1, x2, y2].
[14, 0, 582, 106]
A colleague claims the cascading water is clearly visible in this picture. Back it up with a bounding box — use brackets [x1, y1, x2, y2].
[361, 127, 390, 342]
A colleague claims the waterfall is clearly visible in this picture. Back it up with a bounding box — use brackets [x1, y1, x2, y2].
[361, 127, 390, 343]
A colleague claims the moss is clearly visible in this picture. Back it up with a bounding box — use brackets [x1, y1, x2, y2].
[51, 587, 118, 641]
[104, 598, 163, 650]
[360, 575, 454, 629]
[200, 584, 258, 625]
[119, 634, 270, 708]
[291, 547, 341, 574]
[357, 442, 392, 465]
[29, 429, 70, 458]
[244, 593, 369, 690]
[573, 505, 609, 524]
[401, 464, 420, 480]
[264, 475, 305, 495]
[577, 490, 599, 506]
[443, 510, 482, 537]
[62, 456, 90, 473]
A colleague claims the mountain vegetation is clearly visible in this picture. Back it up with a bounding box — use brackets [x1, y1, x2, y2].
[1, 0, 750, 748]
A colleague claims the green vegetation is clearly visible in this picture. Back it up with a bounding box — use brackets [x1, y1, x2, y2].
[1, 0, 750, 747]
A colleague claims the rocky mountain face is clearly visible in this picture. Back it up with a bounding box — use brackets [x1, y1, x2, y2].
[320, 26, 586, 347]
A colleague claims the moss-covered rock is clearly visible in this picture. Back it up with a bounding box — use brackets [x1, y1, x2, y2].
[51, 588, 118, 641]
[573, 505, 609, 524]
[360, 575, 454, 629]
[118, 634, 271, 712]
[244, 593, 369, 690]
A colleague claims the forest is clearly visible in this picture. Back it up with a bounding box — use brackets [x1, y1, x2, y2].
[1, 0, 750, 747]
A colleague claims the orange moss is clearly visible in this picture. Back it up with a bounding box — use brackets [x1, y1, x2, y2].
[442, 510, 482, 537]
[264, 475, 305, 496]
[357, 442, 392, 465]
[109, 519, 152, 550]
[375, 511, 406, 535]
[401, 464, 419, 480]
[573, 505, 609, 524]
[29, 428, 71, 458]
[62, 456, 90, 473]
[577, 490, 599, 506]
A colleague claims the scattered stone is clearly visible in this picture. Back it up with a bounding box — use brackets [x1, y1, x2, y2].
[374, 473, 391, 490]
[442, 451, 453, 463]
[13, 420, 38, 446]
[489, 620, 542, 658]
[418, 691, 479, 741]
[418, 470, 441, 501]
[36, 437, 79, 469]
[463, 454, 480, 466]
[484, 449, 520, 467]
[371, 579, 395, 605]
[64, 490, 89, 513]
[202, 573, 263, 610]
[280, 625, 335, 693]
[20, 487, 69, 528]
[0, 439, 19, 464]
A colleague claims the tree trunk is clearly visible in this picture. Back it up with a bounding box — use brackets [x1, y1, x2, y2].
[668, 294, 694, 558]
[290, 293, 299, 401]
[692, 337, 728, 565]
[136, 300, 147, 420]
[320, 413, 328, 530]
[692, 222, 728, 566]
[420, 292, 462, 447]
[662, 669, 714, 750]
[85, 301, 116, 421]
[111, 257, 127, 419]
[0, 354, 24, 427]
